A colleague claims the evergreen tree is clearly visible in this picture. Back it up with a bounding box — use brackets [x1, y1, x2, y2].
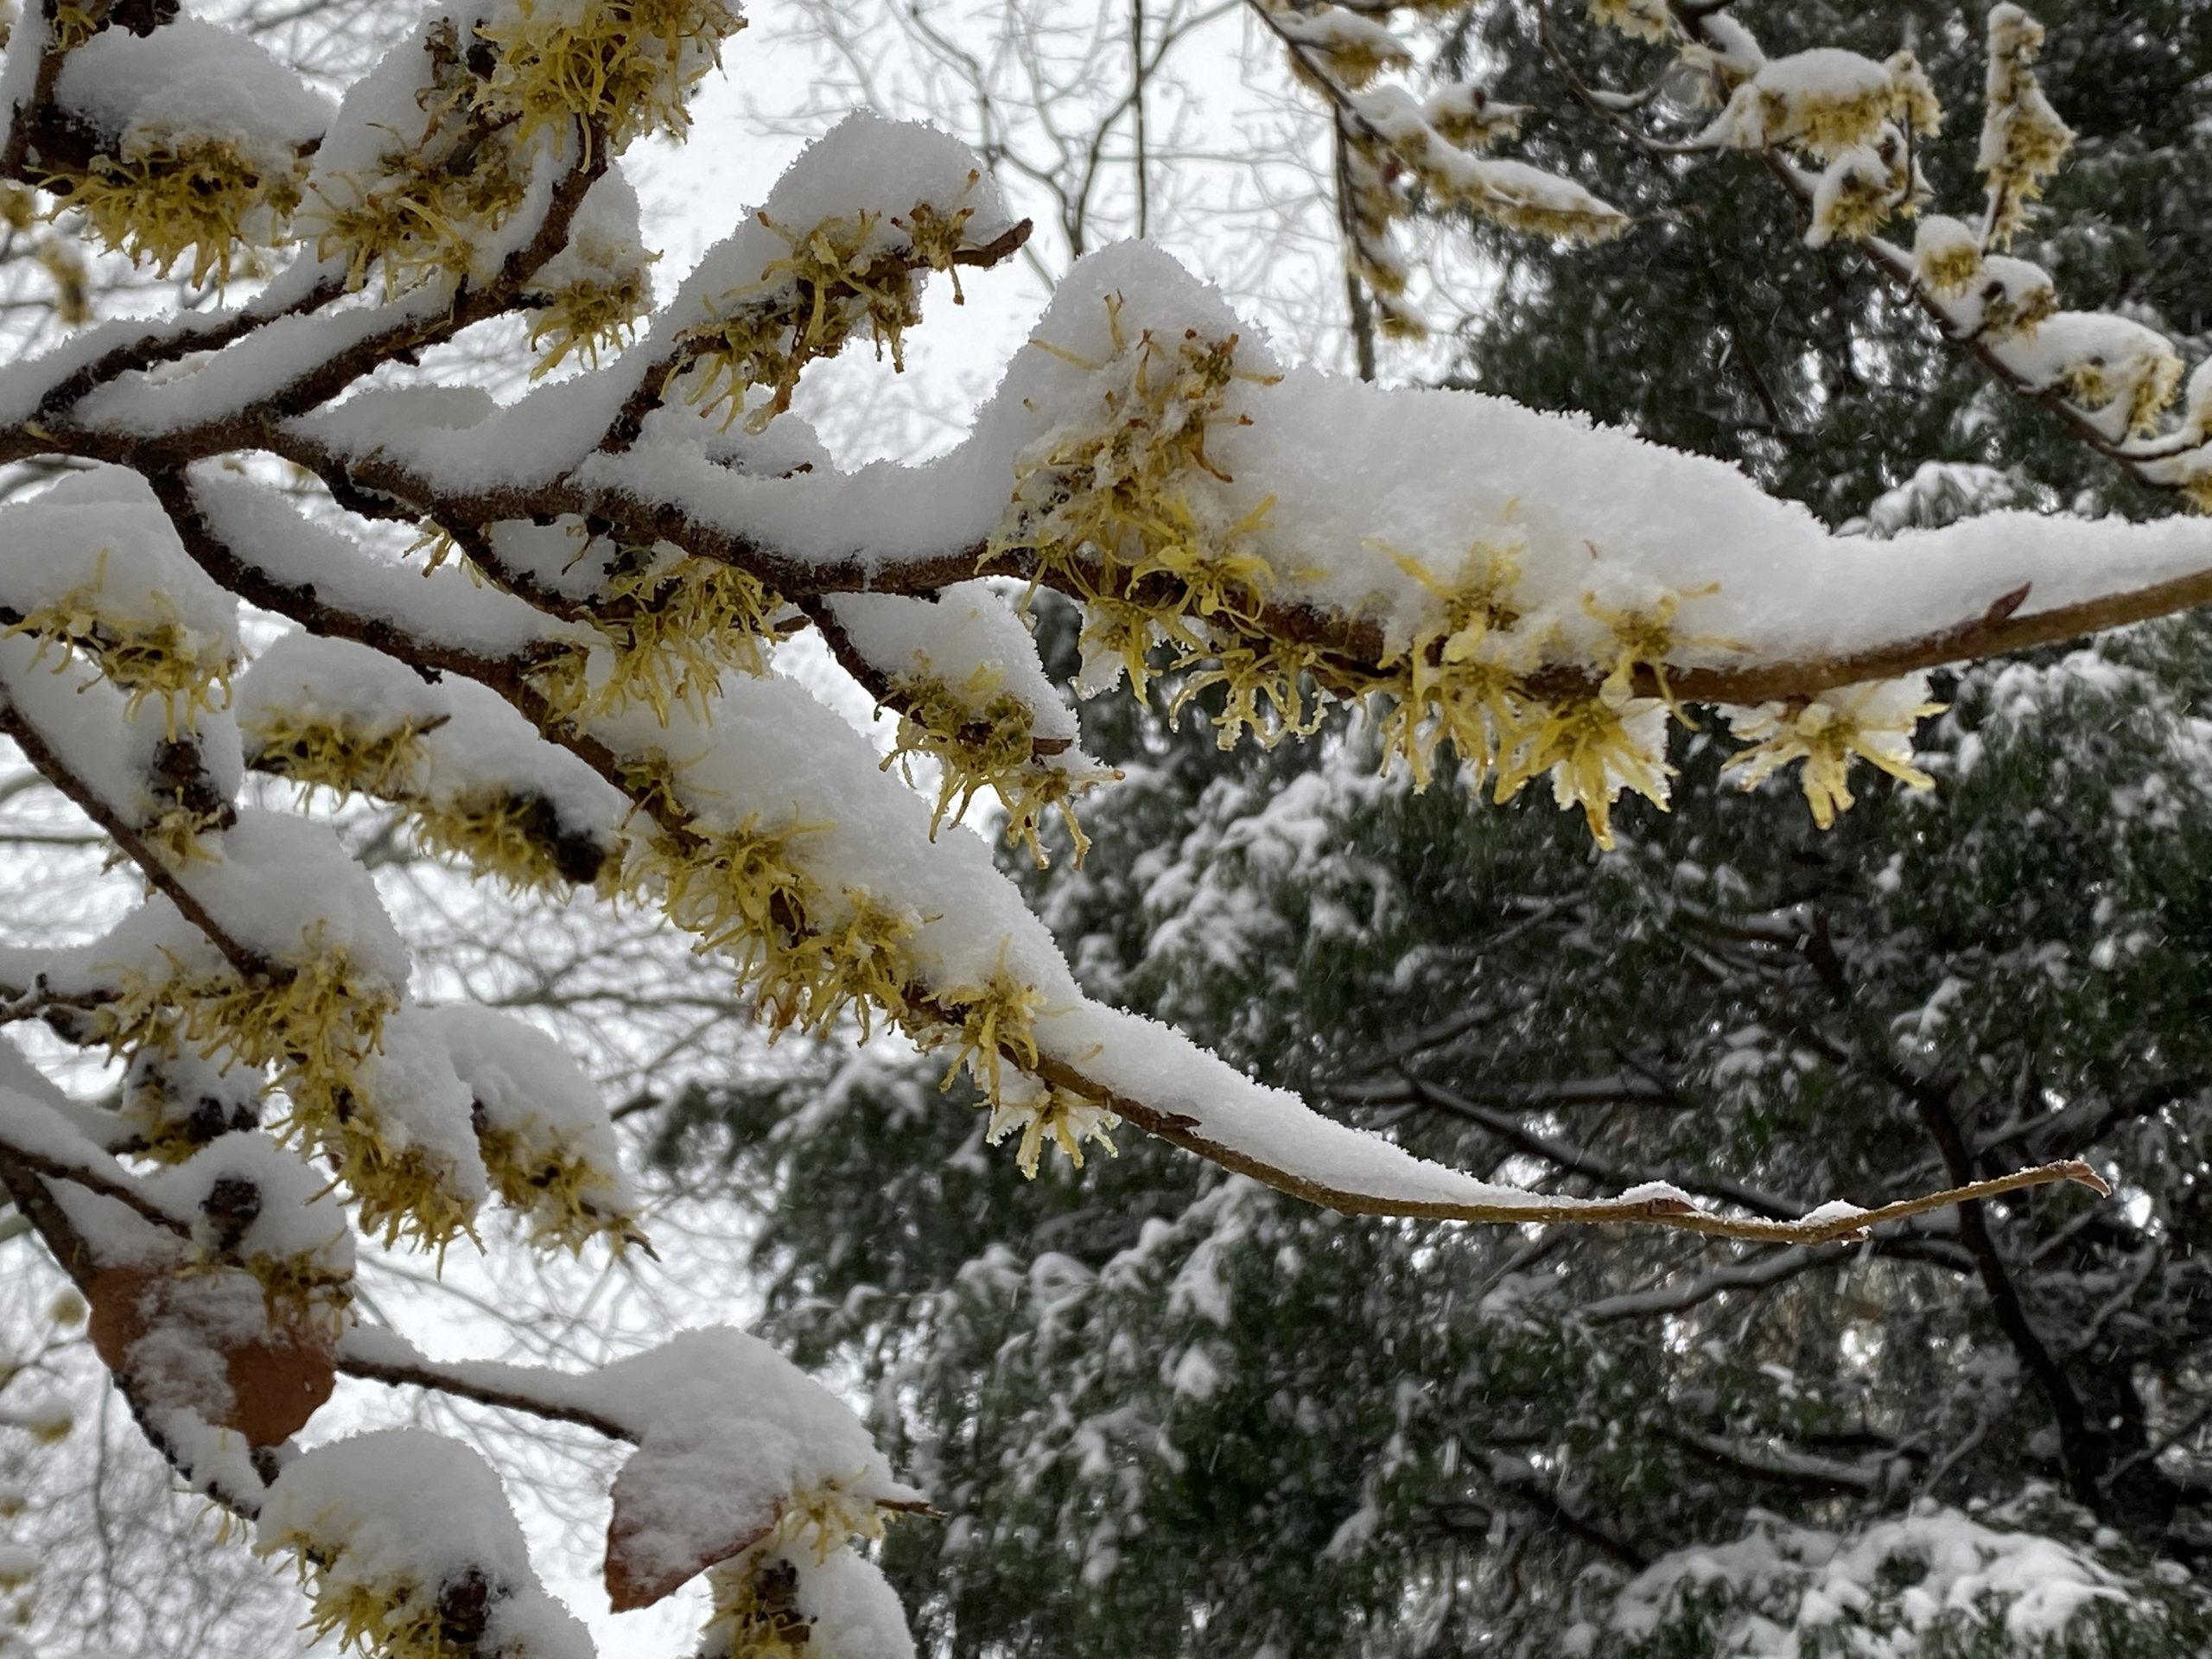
[1449, 0, 2212, 521]
[654, 3, 2212, 1652]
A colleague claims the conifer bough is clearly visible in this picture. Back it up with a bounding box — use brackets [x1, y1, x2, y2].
[0, 3, 2193, 1654]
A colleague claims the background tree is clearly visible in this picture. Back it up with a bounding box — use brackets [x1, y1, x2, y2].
[651, 3, 2212, 1655]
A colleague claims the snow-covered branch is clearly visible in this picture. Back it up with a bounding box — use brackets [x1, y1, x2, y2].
[0, 4, 2190, 1651]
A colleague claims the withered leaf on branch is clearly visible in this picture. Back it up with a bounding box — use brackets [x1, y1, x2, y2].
[603, 1435, 781, 1611]
[87, 1263, 334, 1446]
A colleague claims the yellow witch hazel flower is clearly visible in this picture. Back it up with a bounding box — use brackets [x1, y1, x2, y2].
[1703, 50, 1905, 162]
[241, 705, 434, 804]
[97, 932, 394, 1118]
[1583, 580, 1738, 720]
[410, 788, 622, 895]
[530, 546, 785, 726]
[883, 669, 1035, 835]
[524, 169, 659, 377]
[984, 1072, 1121, 1179]
[931, 950, 1048, 1111]
[677, 190, 986, 431]
[474, 0, 747, 155]
[1074, 596, 1198, 701]
[7, 559, 238, 741]
[1588, 0, 1673, 43]
[1980, 3, 2074, 244]
[1913, 214, 1985, 298]
[766, 890, 919, 1041]
[880, 666, 1114, 864]
[1376, 537, 1537, 790]
[997, 294, 1281, 639]
[702, 1558, 816, 1659]
[1723, 673, 1946, 828]
[1168, 637, 1333, 753]
[773, 1474, 893, 1563]
[1495, 695, 1673, 851]
[48, 132, 305, 291]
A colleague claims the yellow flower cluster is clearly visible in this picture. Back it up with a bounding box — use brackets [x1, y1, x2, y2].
[243, 705, 619, 893]
[289, 1578, 453, 1659]
[1913, 217, 1985, 298]
[416, 789, 626, 894]
[629, 792, 1117, 1168]
[992, 301, 1960, 850]
[2057, 338, 2184, 440]
[91, 939, 492, 1250]
[1004, 313, 1678, 848]
[304, 3, 731, 299]
[243, 706, 435, 804]
[1765, 72, 1897, 162]
[306, 140, 529, 299]
[474, 1126, 639, 1255]
[674, 203, 959, 431]
[931, 957, 1048, 1111]
[532, 546, 785, 725]
[218, 1246, 354, 1333]
[643, 816, 895, 1029]
[474, 0, 745, 156]
[6, 584, 235, 741]
[1588, 0, 1673, 43]
[1167, 637, 1336, 752]
[266, 1549, 502, 1659]
[1810, 149, 1910, 248]
[1981, 268, 2058, 339]
[882, 669, 1106, 866]
[984, 1073, 1120, 1179]
[1725, 678, 1945, 828]
[1711, 50, 1943, 168]
[1375, 543, 1700, 848]
[97, 939, 391, 1123]
[138, 795, 233, 868]
[323, 1116, 481, 1255]
[1888, 50, 1944, 140]
[527, 265, 656, 378]
[1980, 4, 2074, 244]
[1377, 558, 1947, 843]
[997, 298, 1287, 704]
[1283, 17, 1412, 92]
[43, 131, 306, 291]
[700, 1481, 898, 1659]
[301, 19, 527, 298]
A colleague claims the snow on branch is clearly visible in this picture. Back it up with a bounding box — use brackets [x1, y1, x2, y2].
[1550, 0, 2212, 508]
[0, 3, 2181, 1651]
[336, 1326, 928, 1636]
[1248, 1, 1626, 341]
